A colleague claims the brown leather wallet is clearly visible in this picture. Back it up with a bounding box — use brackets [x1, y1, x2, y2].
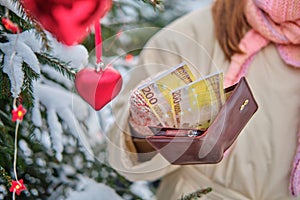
[145, 77, 258, 165]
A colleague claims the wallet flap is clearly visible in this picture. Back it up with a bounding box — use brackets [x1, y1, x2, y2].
[198, 77, 258, 158]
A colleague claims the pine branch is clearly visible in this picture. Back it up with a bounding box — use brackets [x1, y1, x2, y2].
[18, 3, 52, 50]
[31, 19, 52, 51]
[0, 166, 12, 187]
[0, 108, 14, 129]
[0, 8, 32, 31]
[180, 187, 212, 200]
[0, 68, 11, 100]
[36, 52, 76, 81]
[21, 63, 40, 107]
[17, 0, 52, 50]
[1, 1, 51, 50]
[9, 0, 28, 17]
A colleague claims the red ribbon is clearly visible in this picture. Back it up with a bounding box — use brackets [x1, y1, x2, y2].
[94, 21, 102, 64]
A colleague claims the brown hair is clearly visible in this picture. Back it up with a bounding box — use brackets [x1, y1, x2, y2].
[212, 0, 250, 60]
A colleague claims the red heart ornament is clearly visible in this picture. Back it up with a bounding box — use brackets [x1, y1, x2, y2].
[75, 67, 122, 110]
[21, 0, 112, 45]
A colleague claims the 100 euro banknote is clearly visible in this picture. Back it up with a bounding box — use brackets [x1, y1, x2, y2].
[138, 63, 196, 127]
[170, 72, 225, 130]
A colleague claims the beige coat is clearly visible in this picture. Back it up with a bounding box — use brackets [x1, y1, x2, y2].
[107, 5, 300, 200]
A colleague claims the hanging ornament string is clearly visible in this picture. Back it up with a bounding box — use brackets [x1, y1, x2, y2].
[75, 20, 123, 111]
[12, 99, 19, 182]
[94, 21, 104, 71]
[10, 99, 27, 199]
[3, 10, 27, 198]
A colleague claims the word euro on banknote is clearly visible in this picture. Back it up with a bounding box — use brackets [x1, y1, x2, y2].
[138, 63, 196, 127]
[170, 72, 225, 130]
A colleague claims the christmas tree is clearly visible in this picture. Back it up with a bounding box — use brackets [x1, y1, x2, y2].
[0, 0, 211, 199]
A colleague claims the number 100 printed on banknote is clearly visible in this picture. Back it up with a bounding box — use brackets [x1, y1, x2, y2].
[137, 63, 196, 127]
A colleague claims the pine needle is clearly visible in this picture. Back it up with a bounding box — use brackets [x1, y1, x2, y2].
[180, 187, 212, 200]
[35, 52, 76, 81]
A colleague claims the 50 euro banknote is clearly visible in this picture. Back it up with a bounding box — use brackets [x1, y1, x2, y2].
[170, 72, 225, 130]
[137, 63, 196, 127]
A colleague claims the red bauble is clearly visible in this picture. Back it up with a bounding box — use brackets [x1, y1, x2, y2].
[75, 67, 122, 110]
[21, 0, 112, 45]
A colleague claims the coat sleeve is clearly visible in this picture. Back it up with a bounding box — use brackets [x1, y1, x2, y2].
[106, 31, 182, 182]
[107, 5, 220, 182]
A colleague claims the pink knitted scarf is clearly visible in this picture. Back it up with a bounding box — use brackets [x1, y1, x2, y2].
[224, 0, 300, 196]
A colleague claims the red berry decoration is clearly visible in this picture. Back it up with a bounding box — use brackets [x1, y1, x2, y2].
[9, 179, 26, 196]
[11, 105, 27, 122]
[1, 17, 21, 33]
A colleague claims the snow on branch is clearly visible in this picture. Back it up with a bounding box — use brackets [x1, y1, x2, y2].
[47, 108, 64, 161]
[0, 30, 41, 97]
[35, 81, 99, 161]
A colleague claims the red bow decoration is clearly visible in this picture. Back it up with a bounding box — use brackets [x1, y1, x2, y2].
[20, 0, 112, 45]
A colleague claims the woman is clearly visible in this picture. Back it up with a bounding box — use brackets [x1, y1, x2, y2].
[107, 0, 300, 199]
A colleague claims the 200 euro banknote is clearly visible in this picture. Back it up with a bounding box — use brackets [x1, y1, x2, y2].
[170, 72, 225, 130]
[138, 62, 196, 127]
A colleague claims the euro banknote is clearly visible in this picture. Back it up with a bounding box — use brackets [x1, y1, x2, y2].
[138, 62, 196, 127]
[170, 72, 225, 130]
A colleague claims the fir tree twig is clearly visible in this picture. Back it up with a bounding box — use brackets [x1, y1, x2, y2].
[6, 0, 51, 50]
[36, 52, 77, 80]
[180, 187, 212, 200]
[21, 63, 40, 106]
[32, 19, 51, 51]
[0, 166, 12, 187]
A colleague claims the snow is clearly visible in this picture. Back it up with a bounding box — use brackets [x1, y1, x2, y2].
[130, 181, 155, 200]
[0, 31, 41, 97]
[66, 177, 123, 200]
[61, 164, 76, 175]
[40, 129, 51, 150]
[0, 185, 7, 200]
[5, 31, 42, 71]
[15, 30, 43, 53]
[57, 107, 94, 161]
[31, 81, 43, 127]
[1, 49, 24, 97]
[35, 83, 97, 161]
[47, 108, 64, 161]
[36, 158, 46, 167]
[66, 176, 156, 200]
[19, 139, 33, 157]
[85, 109, 103, 146]
[41, 65, 73, 89]
[47, 33, 89, 70]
